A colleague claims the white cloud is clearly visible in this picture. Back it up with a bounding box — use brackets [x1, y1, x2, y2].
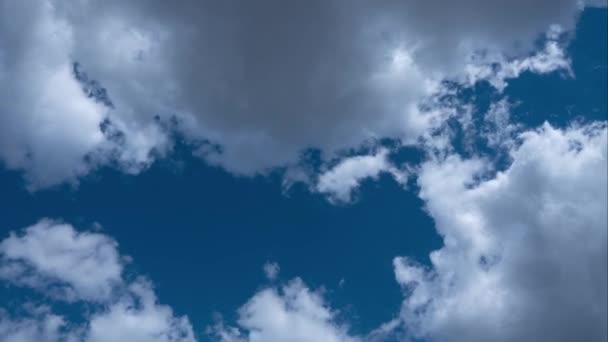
[465, 29, 572, 91]
[0, 219, 122, 301]
[0, 1, 106, 188]
[0, 1, 168, 189]
[0, 220, 196, 342]
[0, 0, 596, 188]
[86, 280, 196, 342]
[0, 307, 79, 342]
[391, 122, 607, 342]
[316, 149, 407, 203]
[2, 119, 607, 342]
[212, 278, 359, 342]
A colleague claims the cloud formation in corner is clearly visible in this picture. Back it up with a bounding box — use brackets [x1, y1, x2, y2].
[0, 223, 363, 342]
[392, 122, 608, 342]
[0, 220, 196, 342]
[0, 220, 122, 302]
[0, 0, 593, 188]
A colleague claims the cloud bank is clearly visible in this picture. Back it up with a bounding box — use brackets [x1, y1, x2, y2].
[0, 0, 592, 188]
[392, 122, 608, 342]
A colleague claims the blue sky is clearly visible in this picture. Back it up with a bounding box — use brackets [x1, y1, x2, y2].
[0, 2, 606, 342]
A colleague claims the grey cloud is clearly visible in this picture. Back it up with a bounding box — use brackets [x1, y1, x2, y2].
[0, 0, 598, 187]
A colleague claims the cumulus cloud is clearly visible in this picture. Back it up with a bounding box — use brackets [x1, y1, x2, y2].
[1, 120, 607, 342]
[212, 278, 359, 342]
[0, 1, 107, 188]
[0, 224, 362, 342]
[0, 220, 196, 342]
[0, 0, 597, 188]
[86, 280, 196, 342]
[316, 149, 407, 203]
[391, 122, 607, 342]
[0, 219, 122, 301]
[0, 307, 79, 342]
[0, 1, 169, 189]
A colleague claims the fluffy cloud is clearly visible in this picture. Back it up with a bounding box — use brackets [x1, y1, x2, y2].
[212, 278, 359, 342]
[392, 122, 607, 342]
[86, 280, 196, 342]
[0, 1, 167, 189]
[0, 220, 196, 342]
[0, 223, 360, 342]
[1, 0, 597, 188]
[0, 1, 107, 188]
[1, 121, 606, 342]
[0, 219, 122, 301]
[0, 307, 79, 342]
[316, 149, 407, 203]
